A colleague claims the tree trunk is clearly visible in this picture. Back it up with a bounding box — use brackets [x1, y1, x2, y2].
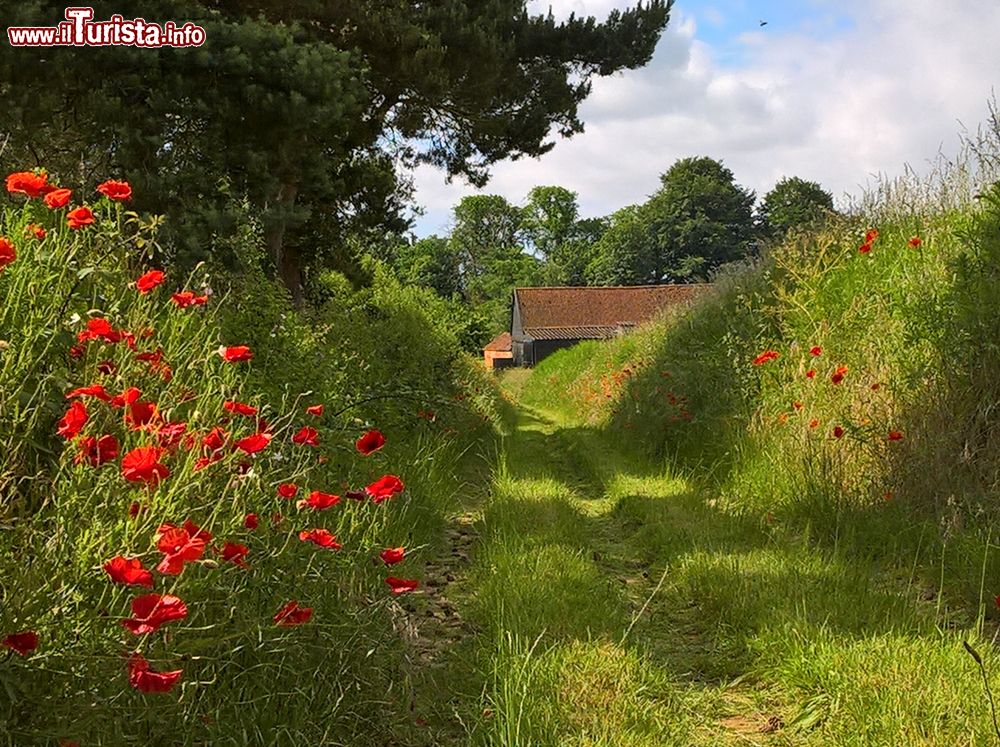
[265, 180, 303, 305]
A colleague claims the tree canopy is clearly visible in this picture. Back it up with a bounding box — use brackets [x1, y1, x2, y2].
[758, 176, 835, 238]
[0, 0, 672, 299]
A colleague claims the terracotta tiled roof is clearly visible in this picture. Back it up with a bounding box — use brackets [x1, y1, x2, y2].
[483, 331, 512, 352]
[515, 285, 708, 340]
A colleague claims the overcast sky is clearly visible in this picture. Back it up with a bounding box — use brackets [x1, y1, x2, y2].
[410, 0, 1000, 236]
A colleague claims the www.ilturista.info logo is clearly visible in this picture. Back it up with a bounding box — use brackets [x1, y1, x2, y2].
[7, 7, 206, 48]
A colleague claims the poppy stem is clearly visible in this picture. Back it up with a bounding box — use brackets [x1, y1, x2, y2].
[964, 640, 1000, 740]
[621, 562, 670, 645]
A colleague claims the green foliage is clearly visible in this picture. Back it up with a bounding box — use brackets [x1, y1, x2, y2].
[758, 176, 835, 239]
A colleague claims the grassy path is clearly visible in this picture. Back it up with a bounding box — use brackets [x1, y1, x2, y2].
[403, 371, 995, 746]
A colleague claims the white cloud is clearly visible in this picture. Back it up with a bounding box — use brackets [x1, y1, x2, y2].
[412, 0, 1000, 235]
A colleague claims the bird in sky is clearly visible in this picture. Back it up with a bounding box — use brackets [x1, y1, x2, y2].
[759, 20, 768, 27]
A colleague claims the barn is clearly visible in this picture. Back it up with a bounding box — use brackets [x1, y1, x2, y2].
[508, 285, 708, 367]
[482, 331, 514, 370]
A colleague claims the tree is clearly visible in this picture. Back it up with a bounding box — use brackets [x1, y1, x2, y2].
[0, 0, 672, 300]
[522, 186, 580, 259]
[394, 236, 463, 298]
[449, 195, 525, 282]
[758, 177, 834, 238]
[585, 205, 657, 286]
[645, 156, 756, 279]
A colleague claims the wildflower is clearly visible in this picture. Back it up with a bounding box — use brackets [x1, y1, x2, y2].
[76, 434, 119, 466]
[127, 653, 182, 693]
[292, 426, 319, 447]
[274, 601, 312, 626]
[235, 432, 272, 454]
[224, 401, 258, 417]
[66, 384, 112, 402]
[220, 541, 249, 569]
[78, 317, 122, 345]
[219, 346, 253, 363]
[155, 521, 209, 575]
[888, 430, 904, 441]
[66, 206, 95, 230]
[126, 399, 159, 431]
[121, 594, 187, 635]
[202, 426, 227, 453]
[135, 270, 165, 295]
[97, 180, 132, 201]
[345, 489, 366, 501]
[0, 236, 17, 272]
[865, 228, 879, 243]
[277, 483, 299, 499]
[806, 369, 816, 379]
[858, 242, 872, 254]
[306, 404, 324, 417]
[809, 346, 822, 357]
[871, 382, 881, 391]
[752, 350, 780, 366]
[244, 513, 259, 530]
[104, 556, 154, 588]
[385, 577, 419, 595]
[908, 236, 922, 248]
[128, 501, 143, 518]
[298, 528, 342, 550]
[883, 490, 894, 501]
[155, 421, 187, 449]
[299, 490, 340, 510]
[832, 426, 845, 439]
[57, 400, 88, 440]
[6, 170, 49, 198]
[380, 547, 405, 565]
[831, 365, 848, 385]
[2, 631, 39, 656]
[356, 429, 386, 456]
[110, 387, 142, 409]
[170, 291, 208, 308]
[809, 419, 820, 429]
[366, 474, 405, 504]
[26, 224, 46, 240]
[792, 401, 803, 411]
[97, 360, 117, 376]
[44, 188, 72, 209]
[121, 446, 169, 485]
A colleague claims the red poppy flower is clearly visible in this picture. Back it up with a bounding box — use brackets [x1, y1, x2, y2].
[121, 593, 188, 635]
[235, 432, 272, 454]
[356, 429, 386, 456]
[0, 237, 16, 272]
[44, 188, 72, 209]
[219, 346, 253, 363]
[366, 475, 405, 504]
[6, 170, 49, 198]
[417, 409, 436, 422]
[136, 270, 165, 295]
[292, 427, 319, 447]
[2, 630, 39, 656]
[809, 346, 822, 357]
[883, 490, 894, 501]
[76, 434, 119, 466]
[887, 430, 904, 441]
[104, 556, 154, 588]
[121, 446, 169, 486]
[299, 490, 340, 510]
[306, 404, 324, 417]
[345, 489, 366, 501]
[96, 360, 117, 376]
[865, 228, 879, 243]
[220, 541, 249, 569]
[832, 426, 845, 439]
[201, 426, 227, 453]
[26, 223, 46, 240]
[155, 523, 208, 575]
[831, 365, 848, 385]
[224, 401, 258, 417]
[871, 382, 881, 391]
[385, 577, 419, 595]
[66, 206, 95, 230]
[380, 547, 405, 565]
[858, 242, 872, 254]
[274, 600, 312, 626]
[298, 528, 342, 550]
[908, 236, 922, 248]
[792, 401, 803, 411]
[809, 419, 819, 429]
[277, 483, 299, 499]
[127, 653, 182, 693]
[78, 317, 122, 345]
[57, 400, 88, 440]
[752, 350, 780, 366]
[244, 513, 259, 530]
[66, 384, 112, 402]
[109, 387, 141, 409]
[126, 399, 159, 431]
[97, 180, 132, 201]
[170, 290, 209, 308]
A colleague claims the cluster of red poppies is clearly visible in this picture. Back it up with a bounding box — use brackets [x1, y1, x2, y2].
[1, 171, 422, 698]
[754, 342, 905, 444]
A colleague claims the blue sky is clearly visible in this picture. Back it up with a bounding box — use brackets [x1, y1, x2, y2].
[411, 0, 999, 237]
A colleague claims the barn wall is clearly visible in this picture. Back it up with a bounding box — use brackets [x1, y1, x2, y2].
[533, 338, 582, 366]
